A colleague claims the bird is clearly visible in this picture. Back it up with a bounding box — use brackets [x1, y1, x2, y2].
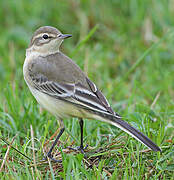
[23, 26, 161, 161]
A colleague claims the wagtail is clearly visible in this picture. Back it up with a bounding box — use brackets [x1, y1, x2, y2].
[23, 26, 161, 161]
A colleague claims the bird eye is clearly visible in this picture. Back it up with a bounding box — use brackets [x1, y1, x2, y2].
[42, 34, 49, 39]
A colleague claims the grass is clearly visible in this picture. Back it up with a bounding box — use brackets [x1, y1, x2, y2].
[0, 0, 173, 179]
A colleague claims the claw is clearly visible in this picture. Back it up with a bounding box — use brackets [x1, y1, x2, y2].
[42, 153, 62, 163]
[67, 144, 88, 158]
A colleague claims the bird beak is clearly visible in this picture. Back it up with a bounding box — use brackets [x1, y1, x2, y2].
[58, 34, 72, 39]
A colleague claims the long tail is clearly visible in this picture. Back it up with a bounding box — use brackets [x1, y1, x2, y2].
[60, 98, 161, 152]
[90, 110, 161, 152]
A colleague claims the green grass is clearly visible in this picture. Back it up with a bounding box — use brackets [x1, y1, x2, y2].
[0, 0, 174, 179]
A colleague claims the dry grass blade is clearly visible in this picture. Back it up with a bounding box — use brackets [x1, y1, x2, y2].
[0, 134, 17, 172]
[30, 125, 40, 177]
[151, 91, 161, 109]
[0, 137, 32, 161]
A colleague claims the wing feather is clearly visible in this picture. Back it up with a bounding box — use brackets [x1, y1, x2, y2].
[86, 77, 118, 116]
[30, 74, 113, 113]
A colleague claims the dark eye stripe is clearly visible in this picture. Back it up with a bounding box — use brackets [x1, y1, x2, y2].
[30, 35, 57, 47]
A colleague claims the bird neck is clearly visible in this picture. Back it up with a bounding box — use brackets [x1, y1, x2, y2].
[26, 47, 60, 59]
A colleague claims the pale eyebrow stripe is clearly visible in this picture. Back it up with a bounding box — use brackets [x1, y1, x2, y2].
[32, 33, 57, 42]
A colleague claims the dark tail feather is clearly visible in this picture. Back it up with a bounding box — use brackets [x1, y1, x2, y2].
[60, 99, 161, 152]
[96, 112, 161, 152]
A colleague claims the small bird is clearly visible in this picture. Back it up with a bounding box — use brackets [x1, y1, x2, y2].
[23, 26, 161, 161]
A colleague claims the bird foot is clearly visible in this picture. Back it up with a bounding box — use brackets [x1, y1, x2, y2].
[42, 153, 62, 163]
[67, 144, 88, 154]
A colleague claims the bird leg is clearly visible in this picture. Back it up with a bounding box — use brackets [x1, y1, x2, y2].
[79, 118, 89, 152]
[44, 120, 65, 162]
[68, 118, 88, 154]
